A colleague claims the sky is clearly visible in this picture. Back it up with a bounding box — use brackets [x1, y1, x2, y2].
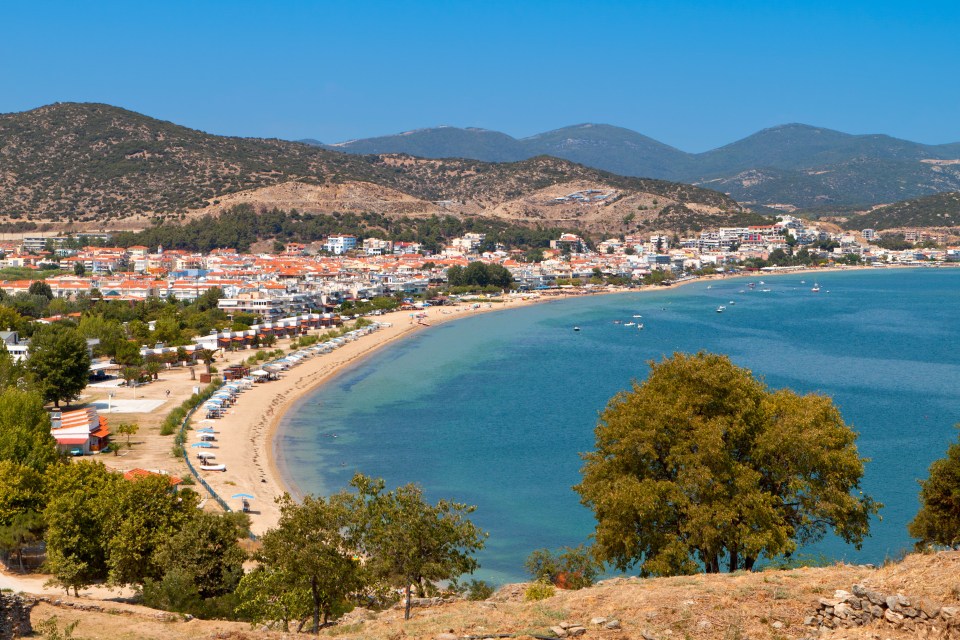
[3, 0, 959, 152]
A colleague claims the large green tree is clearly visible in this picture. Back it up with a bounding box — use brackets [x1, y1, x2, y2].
[338, 473, 487, 620]
[248, 494, 364, 633]
[575, 352, 879, 576]
[153, 511, 248, 599]
[908, 431, 960, 548]
[27, 324, 91, 407]
[0, 388, 58, 471]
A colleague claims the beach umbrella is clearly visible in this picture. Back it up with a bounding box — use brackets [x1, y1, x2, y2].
[190, 442, 212, 448]
[231, 493, 255, 500]
[197, 427, 215, 433]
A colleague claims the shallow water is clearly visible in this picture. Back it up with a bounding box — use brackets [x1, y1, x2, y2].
[276, 269, 960, 583]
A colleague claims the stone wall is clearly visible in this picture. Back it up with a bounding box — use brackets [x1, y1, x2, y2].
[0, 594, 34, 640]
[806, 583, 958, 634]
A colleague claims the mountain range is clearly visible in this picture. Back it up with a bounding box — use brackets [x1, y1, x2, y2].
[0, 103, 756, 235]
[302, 124, 960, 210]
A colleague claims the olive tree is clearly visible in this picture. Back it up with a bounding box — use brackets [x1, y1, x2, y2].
[575, 351, 879, 576]
[908, 430, 960, 548]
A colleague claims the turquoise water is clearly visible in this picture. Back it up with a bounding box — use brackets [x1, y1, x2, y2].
[276, 269, 960, 584]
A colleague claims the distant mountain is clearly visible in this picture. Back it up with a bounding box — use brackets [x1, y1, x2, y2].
[308, 123, 960, 209]
[843, 192, 960, 230]
[0, 103, 754, 235]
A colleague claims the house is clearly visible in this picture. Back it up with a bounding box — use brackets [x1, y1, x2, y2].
[323, 235, 357, 255]
[50, 407, 110, 456]
[0, 331, 29, 362]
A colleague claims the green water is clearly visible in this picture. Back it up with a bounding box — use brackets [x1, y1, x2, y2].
[277, 268, 960, 583]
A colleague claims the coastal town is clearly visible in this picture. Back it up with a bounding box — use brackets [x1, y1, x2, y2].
[1, 215, 955, 317]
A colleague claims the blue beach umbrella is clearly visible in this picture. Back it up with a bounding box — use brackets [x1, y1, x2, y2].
[196, 427, 215, 433]
[231, 493, 255, 500]
[190, 442, 212, 448]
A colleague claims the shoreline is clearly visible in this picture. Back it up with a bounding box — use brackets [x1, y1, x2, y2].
[205, 263, 943, 534]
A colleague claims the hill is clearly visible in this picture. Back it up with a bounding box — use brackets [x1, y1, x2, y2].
[310, 122, 960, 209]
[17, 550, 960, 639]
[842, 191, 960, 230]
[0, 103, 755, 235]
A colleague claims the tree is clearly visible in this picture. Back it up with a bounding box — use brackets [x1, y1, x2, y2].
[116, 422, 139, 447]
[251, 494, 364, 632]
[0, 389, 58, 471]
[525, 545, 599, 590]
[152, 511, 248, 599]
[0, 510, 44, 572]
[575, 352, 879, 576]
[908, 431, 960, 548]
[339, 473, 487, 620]
[28, 281, 53, 300]
[73, 263, 86, 276]
[26, 325, 91, 407]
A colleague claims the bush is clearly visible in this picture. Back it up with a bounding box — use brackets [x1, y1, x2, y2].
[450, 578, 495, 601]
[524, 581, 556, 601]
[525, 545, 599, 590]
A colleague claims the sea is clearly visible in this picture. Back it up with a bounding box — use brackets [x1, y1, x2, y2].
[275, 268, 960, 584]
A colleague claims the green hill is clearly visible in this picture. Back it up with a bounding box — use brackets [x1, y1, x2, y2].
[845, 192, 960, 230]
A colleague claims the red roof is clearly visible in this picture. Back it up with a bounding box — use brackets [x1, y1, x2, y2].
[90, 427, 110, 438]
[123, 468, 182, 486]
[53, 437, 88, 445]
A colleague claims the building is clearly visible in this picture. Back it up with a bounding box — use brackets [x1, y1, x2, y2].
[862, 229, 877, 241]
[323, 235, 357, 255]
[50, 407, 110, 456]
[0, 331, 29, 362]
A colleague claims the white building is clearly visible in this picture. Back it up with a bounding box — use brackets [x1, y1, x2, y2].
[323, 235, 357, 255]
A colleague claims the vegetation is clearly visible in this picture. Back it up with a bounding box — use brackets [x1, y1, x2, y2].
[575, 352, 879, 576]
[848, 192, 960, 231]
[525, 545, 599, 590]
[340, 474, 487, 619]
[446, 262, 514, 290]
[908, 430, 960, 548]
[26, 325, 91, 407]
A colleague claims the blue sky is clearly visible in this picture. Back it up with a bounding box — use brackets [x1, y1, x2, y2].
[3, 1, 959, 151]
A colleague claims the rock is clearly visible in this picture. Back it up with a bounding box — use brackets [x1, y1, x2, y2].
[559, 621, 573, 629]
[884, 609, 904, 624]
[772, 620, 785, 629]
[834, 589, 852, 600]
[870, 604, 884, 618]
[886, 595, 903, 612]
[941, 606, 958, 619]
[866, 590, 886, 606]
[834, 603, 852, 618]
[918, 597, 941, 618]
[605, 619, 621, 630]
[549, 626, 568, 638]
[852, 584, 867, 597]
[641, 630, 658, 640]
[435, 634, 457, 640]
[902, 606, 919, 618]
[590, 617, 607, 625]
[803, 616, 817, 626]
[697, 619, 713, 630]
[567, 627, 586, 637]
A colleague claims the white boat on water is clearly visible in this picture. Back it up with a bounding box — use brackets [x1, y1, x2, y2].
[637, 323, 644, 330]
[625, 322, 636, 327]
[811, 283, 821, 292]
[573, 326, 581, 332]
[716, 305, 726, 313]
[632, 314, 643, 318]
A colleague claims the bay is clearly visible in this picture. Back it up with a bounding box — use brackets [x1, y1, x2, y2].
[276, 268, 960, 584]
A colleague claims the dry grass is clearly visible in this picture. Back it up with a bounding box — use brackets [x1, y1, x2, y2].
[24, 551, 960, 640]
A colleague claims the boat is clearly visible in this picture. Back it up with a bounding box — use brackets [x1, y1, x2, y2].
[729, 301, 736, 305]
[637, 323, 644, 330]
[811, 282, 821, 292]
[624, 322, 635, 327]
[716, 305, 726, 313]
[200, 464, 227, 472]
[632, 314, 643, 318]
[707, 285, 712, 289]
[747, 282, 756, 289]
[573, 326, 581, 332]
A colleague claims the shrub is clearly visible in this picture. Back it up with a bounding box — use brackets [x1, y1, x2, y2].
[524, 581, 556, 602]
[525, 545, 599, 590]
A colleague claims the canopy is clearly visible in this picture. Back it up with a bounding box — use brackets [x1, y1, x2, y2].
[251, 369, 269, 376]
[197, 452, 216, 459]
[231, 493, 255, 500]
[190, 442, 212, 448]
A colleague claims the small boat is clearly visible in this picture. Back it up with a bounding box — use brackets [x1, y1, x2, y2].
[801, 280, 806, 284]
[613, 320, 621, 324]
[729, 301, 736, 305]
[637, 323, 644, 330]
[747, 282, 756, 289]
[200, 464, 227, 472]
[624, 322, 636, 327]
[811, 283, 821, 292]
[573, 326, 581, 332]
[632, 314, 643, 318]
[716, 305, 726, 313]
[707, 285, 713, 289]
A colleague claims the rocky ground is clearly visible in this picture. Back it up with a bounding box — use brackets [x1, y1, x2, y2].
[11, 551, 960, 640]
